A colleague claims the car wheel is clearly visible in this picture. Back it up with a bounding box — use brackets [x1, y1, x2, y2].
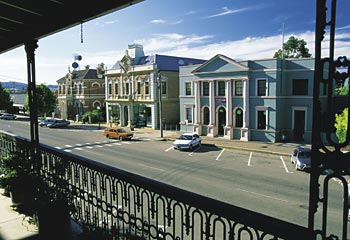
[106, 135, 110, 139]
[295, 163, 299, 170]
[189, 145, 193, 151]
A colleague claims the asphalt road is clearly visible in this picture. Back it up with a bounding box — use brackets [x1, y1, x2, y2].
[0, 119, 346, 236]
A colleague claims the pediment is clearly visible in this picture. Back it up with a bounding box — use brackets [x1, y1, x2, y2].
[191, 54, 249, 74]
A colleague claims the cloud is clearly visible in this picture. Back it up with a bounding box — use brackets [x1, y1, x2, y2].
[205, 6, 249, 19]
[150, 19, 166, 24]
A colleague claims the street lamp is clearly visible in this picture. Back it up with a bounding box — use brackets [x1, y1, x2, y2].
[97, 106, 101, 129]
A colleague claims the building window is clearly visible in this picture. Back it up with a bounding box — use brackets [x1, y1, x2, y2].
[235, 108, 243, 127]
[125, 83, 129, 95]
[161, 80, 166, 95]
[145, 81, 149, 95]
[137, 82, 141, 95]
[235, 80, 243, 96]
[108, 83, 112, 95]
[115, 83, 118, 95]
[257, 79, 267, 96]
[202, 82, 209, 96]
[186, 107, 193, 123]
[218, 81, 225, 96]
[203, 106, 210, 125]
[292, 79, 308, 95]
[257, 110, 267, 129]
[185, 82, 192, 96]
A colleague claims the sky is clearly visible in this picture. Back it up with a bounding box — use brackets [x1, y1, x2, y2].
[0, 0, 349, 85]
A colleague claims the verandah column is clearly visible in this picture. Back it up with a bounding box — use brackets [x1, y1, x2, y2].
[25, 40, 39, 144]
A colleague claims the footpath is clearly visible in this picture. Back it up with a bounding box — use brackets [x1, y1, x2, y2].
[0, 122, 311, 239]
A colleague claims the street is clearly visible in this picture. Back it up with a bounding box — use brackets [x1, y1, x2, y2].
[0, 119, 346, 236]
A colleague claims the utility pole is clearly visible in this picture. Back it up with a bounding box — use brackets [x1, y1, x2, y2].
[158, 73, 163, 138]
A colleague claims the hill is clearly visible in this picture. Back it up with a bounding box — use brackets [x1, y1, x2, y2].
[0, 81, 57, 92]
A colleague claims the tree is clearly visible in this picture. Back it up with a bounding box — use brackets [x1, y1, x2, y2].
[26, 84, 56, 117]
[335, 108, 348, 144]
[273, 36, 312, 59]
[0, 82, 13, 112]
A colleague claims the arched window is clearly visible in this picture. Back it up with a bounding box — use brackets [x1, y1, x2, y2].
[235, 108, 243, 127]
[203, 107, 210, 125]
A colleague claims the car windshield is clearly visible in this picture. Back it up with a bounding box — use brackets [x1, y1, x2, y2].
[179, 135, 192, 140]
[299, 151, 311, 158]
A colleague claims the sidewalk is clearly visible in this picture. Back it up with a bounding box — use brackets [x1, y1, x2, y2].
[0, 123, 311, 239]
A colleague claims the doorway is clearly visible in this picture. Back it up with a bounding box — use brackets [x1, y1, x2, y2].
[218, 107, 226, 135]
[293, 110, 305, 141]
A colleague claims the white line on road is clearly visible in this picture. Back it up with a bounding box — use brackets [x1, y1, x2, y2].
[237, 188, 289, 203]
[248, 152, 253, 166]
[137, 163, 165, 172]
[216, 148, 225, 161]
[280, 156, 293, 173]
[55, 147, 62, 150]
[65, 145, 72, 148]
[189, 147, 200, 156]
[165, 146, 173, 152]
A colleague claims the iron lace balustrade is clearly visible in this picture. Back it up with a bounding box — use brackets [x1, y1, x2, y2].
[0, 131, 311, 239]
[310, 0, 350, 239]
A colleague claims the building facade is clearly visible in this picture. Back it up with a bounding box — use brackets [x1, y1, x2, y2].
[105, 44, 205, 129]
[179, 55, 315, 143]
[57, 67, 105, 120]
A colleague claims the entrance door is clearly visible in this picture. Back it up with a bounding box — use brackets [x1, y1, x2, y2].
[293, 110, 305, 141]
[218, 107, 226, 135]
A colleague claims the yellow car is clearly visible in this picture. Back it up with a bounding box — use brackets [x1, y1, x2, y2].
[103, 127, 133, 140]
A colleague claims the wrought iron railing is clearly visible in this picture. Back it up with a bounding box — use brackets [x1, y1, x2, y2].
[310, 0, 350, 239]
[0, 131, 311, 239]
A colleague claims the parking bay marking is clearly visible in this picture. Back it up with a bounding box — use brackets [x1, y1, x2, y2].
[215, 148, 225, 161]
[248, 152, 253, 166]
[280, 156, 293, 173]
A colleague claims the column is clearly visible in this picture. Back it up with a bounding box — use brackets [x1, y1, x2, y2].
[194, 81, 201, 124]
[243, 79, 249, 128]
[25, 40, 39, 144]
[226, 80, 232, 126]
[209, 80, 215, 125]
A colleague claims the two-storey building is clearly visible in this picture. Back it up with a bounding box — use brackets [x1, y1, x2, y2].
[105, 44, 205, 129]
[57, 66, 105, 120]
[179, 54, 315, 143]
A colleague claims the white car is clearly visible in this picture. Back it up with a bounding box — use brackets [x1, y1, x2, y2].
[173, 132, 202, 150]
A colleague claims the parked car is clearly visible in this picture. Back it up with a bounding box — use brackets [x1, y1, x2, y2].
[39, 118, 56, 127]
[103, 127, 133, 140]
[0, 113, 16, 120]
[47, 119, 70, 128]
[173, 132, 202, 151]
[291, 147, 311, 171]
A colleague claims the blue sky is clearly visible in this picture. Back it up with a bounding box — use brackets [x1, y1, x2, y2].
[0, 0, 349, 85]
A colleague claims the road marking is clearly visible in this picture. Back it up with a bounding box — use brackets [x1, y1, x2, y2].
[64, 149, 71, 152]
[237, 188, 289, 203]
[76, 144, 83, 146]
[55, 147, 62, 150]
[122, 142, 131, 144]
[113, 143, 121, 146]
[165, 146, 173, 152]
[105, 144, 113, 147]
[216, 148, 225, 161]
[280, 156, 293, 173]
[65, 144, 72, 148]
[85, 146, 93, 149]
[75, 148, 83, 151]
[248, 152, 253, 166]
[137, 163, 164, 172]
[189, 147, 200, 156]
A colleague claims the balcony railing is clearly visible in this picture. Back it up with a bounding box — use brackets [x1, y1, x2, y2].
[0, 131, 311, 239]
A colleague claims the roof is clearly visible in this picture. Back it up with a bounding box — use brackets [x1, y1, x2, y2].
[56, 69, 103, 83]
[0, 0, 143, 54]
[113, 54, 206, 72]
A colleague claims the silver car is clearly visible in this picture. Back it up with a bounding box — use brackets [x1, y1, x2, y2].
[0, 113, 16, 120]
[47, 119, 70, 128]
[291, 148, 311, 171]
